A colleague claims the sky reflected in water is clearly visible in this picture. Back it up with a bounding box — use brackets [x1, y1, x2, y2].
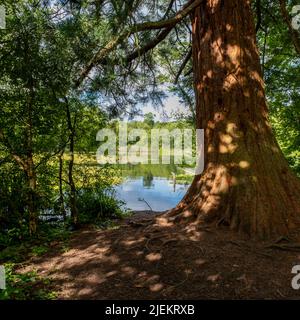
[115, 176, 190, 211]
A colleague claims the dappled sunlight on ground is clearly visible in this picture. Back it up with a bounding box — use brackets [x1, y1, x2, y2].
[19, 213, 300, 299]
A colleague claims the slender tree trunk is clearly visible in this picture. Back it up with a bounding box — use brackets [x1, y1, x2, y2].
[58, 150, 66, 221]
[0, 127, 37, 235]
[27, 155, 37, 235]
[169, 0, 300, 239]
[26, 86, 37, 235]
[23, 36, 38, 235]
[65, 100, 79, 227]
[68, 138, 79, 227]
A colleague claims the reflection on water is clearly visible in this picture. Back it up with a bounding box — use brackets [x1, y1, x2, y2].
[143, 172, 154, 188]
[115, 164, 190, 211]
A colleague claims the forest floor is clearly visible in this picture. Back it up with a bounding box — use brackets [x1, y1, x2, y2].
[19, 211, 300, 299]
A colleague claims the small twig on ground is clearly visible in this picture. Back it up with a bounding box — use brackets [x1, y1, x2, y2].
[138, 198, 153, 211]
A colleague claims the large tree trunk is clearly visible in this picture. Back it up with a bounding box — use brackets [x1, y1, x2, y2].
[169, 0, 300, 239]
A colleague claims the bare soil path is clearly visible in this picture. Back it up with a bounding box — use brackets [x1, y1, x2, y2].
[20, 211, 300, 299]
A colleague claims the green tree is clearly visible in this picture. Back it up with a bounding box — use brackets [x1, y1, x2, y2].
[144, 112, 155, 127]
[74, 0, 300, 238]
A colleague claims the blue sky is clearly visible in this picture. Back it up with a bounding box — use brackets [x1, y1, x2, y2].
[135, 94, 188, 122]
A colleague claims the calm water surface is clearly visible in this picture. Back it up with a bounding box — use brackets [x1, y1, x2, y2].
[115, 165, 191, 211]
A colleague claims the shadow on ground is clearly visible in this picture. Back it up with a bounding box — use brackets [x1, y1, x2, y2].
[21, 212, 300, 299]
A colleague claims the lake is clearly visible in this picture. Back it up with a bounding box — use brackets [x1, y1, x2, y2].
[115, 164, 191, 212]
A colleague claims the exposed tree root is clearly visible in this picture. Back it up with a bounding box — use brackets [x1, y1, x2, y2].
[144, 234, 174, 251]
[263, 235, 300, 251]
[228, 240, 273, 258]
[128, 219, 153, 228]
[273, 235, 291, 244]
[159, 238, 179, 248]
[265, 243, 300, 252]
[228, 240, 247, 247]
[162, 273, 189, 296]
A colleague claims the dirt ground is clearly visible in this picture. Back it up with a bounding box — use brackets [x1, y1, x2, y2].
[20, 211, 300, 299]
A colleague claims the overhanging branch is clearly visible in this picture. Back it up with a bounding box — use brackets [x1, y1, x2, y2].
[175, 47, 192, 83]
[75, 0, 203, 87]
[125, 27, 173, 64]
[279, 0, 300, 55]
[132, 0, 202, 32]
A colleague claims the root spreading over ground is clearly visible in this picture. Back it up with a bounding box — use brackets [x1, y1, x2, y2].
[19, 212, 300, 299]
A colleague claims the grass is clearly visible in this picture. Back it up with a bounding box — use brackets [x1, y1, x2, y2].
[0, 224, 71, 263]
[0, 263, 57, 300]
[0, 225, 71, 300]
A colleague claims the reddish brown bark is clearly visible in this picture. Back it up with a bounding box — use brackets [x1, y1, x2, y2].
[169, 0, 300, 239]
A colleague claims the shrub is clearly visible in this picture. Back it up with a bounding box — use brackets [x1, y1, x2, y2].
[76, 188, 125, 225]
